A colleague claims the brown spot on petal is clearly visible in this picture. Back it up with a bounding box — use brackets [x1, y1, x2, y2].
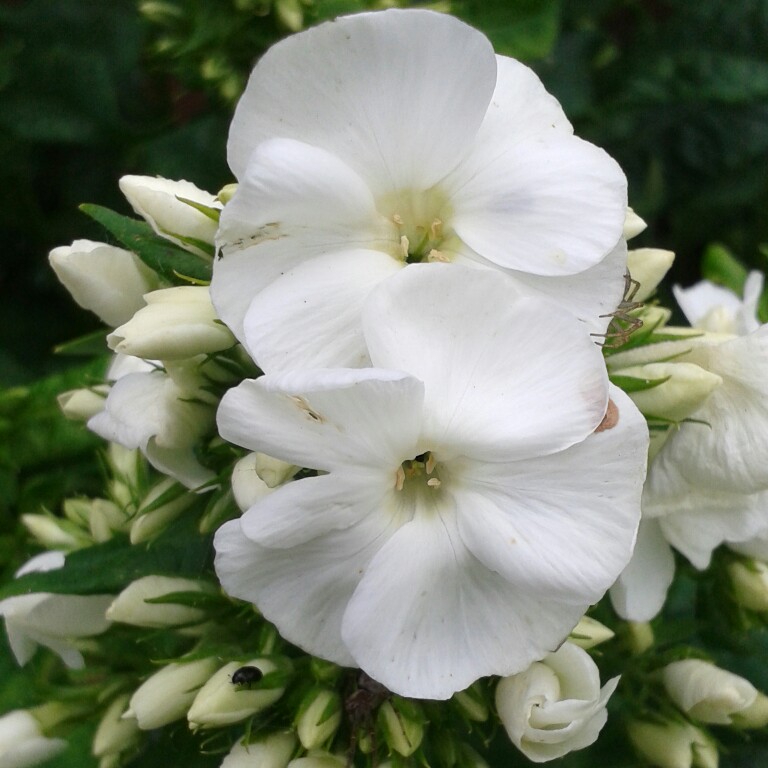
[594, 399, 619, 433]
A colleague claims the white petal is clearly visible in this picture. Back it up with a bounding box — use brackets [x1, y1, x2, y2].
[227, 9, 496, 193]
[217, 369, 423, 472]
[445, 134, 627, 275]
[24, 594, 112, 638]
[243, 249, 402, 371]
[454, 386, 647, 602]
[342, 508, 585, 699]
[363, 264, 609, 462]
[214, 508, 402, 667]
[657, 329, 768, 493]
[239, 471, 394, 549]
[610, 518, 675, 621]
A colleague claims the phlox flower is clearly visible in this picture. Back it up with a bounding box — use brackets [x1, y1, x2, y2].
[214, 266, 647, 698]
[213, 8, 628, 373]
[610, 272, 768, 620]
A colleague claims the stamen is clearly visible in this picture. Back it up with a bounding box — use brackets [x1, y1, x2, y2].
[427, 249, 449, 263]
[394, 466, 406, 491]
[400, 236, 410, 260]
[425, 453, 436, 475]
[426, 478, 441, 488]
[429, 218, 443, 240]
[392, 213, 404, 226]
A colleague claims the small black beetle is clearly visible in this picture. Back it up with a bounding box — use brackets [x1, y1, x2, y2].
[231, 665, 263, 687]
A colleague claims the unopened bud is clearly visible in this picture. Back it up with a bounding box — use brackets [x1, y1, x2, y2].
[187, 659, 286, 729]
[221, 731, 296, 768]
[106, 575, 215, 628]
[379, 698, 424, 757]
[728, 559, 768, 611]
[626, 621, 655, 654]
[21, 513, 88, 550]
[130, 478, 196, 544]
[568, 615, 615, 650]
[452, 681, 488, 722]
[254, 452, 299, 489]
[627, 719, 718, 768]
[627, 248, 675, 301]
[217, 183, 238, 205]
[93, 695, 141, 760]
[58, 386, 109, 421]
[296, 687, 342, 750]
[231, 453, 274, 512]
[732, 691, 768, 729]
[624, 207, 647, 240]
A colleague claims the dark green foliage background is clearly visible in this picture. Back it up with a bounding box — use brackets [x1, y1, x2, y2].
[1, 1, 768, 766]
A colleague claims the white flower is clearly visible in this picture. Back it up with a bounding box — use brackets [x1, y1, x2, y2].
[0, 552, 112, 669]
[125, 657, 220, 729]
[107, 286, 234, 361]
[220, 732, 296, 768]
[214, 265, 647, 698]
[673, 271, 763, 335]
[662, 660, 758, 725]
[88, 367, 216, 489]
[495, 642, 619, 763]
[213, 8, 628, 372]
[119, 175, 220, 257]
[0, 710, 66, 768]
[49, 239, 159, 327]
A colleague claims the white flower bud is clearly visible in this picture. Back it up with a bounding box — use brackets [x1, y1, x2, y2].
[452, 682, 489, 722]
[220, 732, 296, 768]
[627, 248, 675, 301]
[93, 695, 140, 759]
[287, 754, 345, 768]
[130, 478, 196, 544]
[0, 552, 112, 669]
[0, 709, 67, 768]
[728, 559, 768, 611]
[296, 688, 342, 750]
[624, 207, 647, 239]
[187, 659, 285, 729]
[20, 513, 88, 550]
[379, 699, 424, 757]
[119, 175, 220, 256]
[254, 453, 299, 489]
[231, 453, 274, 511]
[614, 362, 722, 423]
[627, 719, 718, 768]
[57, 385, 109, 421]
[49, 239, 159, 327]
[662, 660, 757, 724]
[496, 642, 619, 763]
[627, 621, 655, 654]
[106, 575, 214, 628]
[217, 183, 238, 205]
[731, 691, 768, 729]
[568, 615, 615, 650]
[125, 657, 220, 729]
[108, 286, 234, 361]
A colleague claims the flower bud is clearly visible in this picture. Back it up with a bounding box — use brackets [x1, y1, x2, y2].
[626, 621, 655, 654]
[20, 513, 89, 550]
[57, 385, 109, 421]
[93, 695, 141, 760]
[287, 753, 345, 768]
[496, 642, 619, 762]
[217, 183, 238, 205]
[125, 657, 220, 729]
[624, 207, 647, 240]
[220, 732, 296, 768]
[254, 452, 299, 489]
[119, 175, 220, 256]
[728, 559, 768, 611]
[662, 660, 757, 724]
[49, 239, 159, 327]
[106, 575, 215, 628]
[130, 478, 196, 544]
[732, 691, 768, 729]
[275, 0, 304, 32]
[627, 248, 675, 301]
[0, 709, 66, 768]
[568, 615, 615, 650]
[108, 286, 234, 361]
[379, 698, 424, 757]
[614, 362, 721, 423]
[457, 743, 490, 768]
[627, 719, 718, 768]
[296, 687, 342, 750]
[452, 681, 489, 722]
[187, 659, 286, 729]
[85, 498, 129, 542]
[231, 453, 274, 512]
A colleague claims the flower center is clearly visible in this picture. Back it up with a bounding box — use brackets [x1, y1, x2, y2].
[377, 188, 454, 264]
[394, 451, 442, 492]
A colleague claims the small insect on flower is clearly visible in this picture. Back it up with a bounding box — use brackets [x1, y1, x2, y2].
[231, 665, 263, 688]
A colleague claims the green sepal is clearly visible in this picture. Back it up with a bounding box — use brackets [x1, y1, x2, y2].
[610, 374, 671, 393]
[54, 328, 110, 357]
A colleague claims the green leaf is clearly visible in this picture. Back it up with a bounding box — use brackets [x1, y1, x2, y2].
[79, 204, 213, 283]
[701, 242, 748, 294]
[453, 0, 561, 61]
[0, 517, 213, 599]
[54, 329, 110, 357]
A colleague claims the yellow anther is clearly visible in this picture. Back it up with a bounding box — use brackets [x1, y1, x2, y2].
[394, 466, 406, 492]
[426, 478, 441, 488]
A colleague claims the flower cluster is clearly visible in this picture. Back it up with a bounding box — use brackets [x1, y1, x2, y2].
[3, 8, 768, 768]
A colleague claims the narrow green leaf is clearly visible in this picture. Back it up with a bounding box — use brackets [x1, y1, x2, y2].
[79, 204, 212, 283]
[610, 374, 671, 393]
